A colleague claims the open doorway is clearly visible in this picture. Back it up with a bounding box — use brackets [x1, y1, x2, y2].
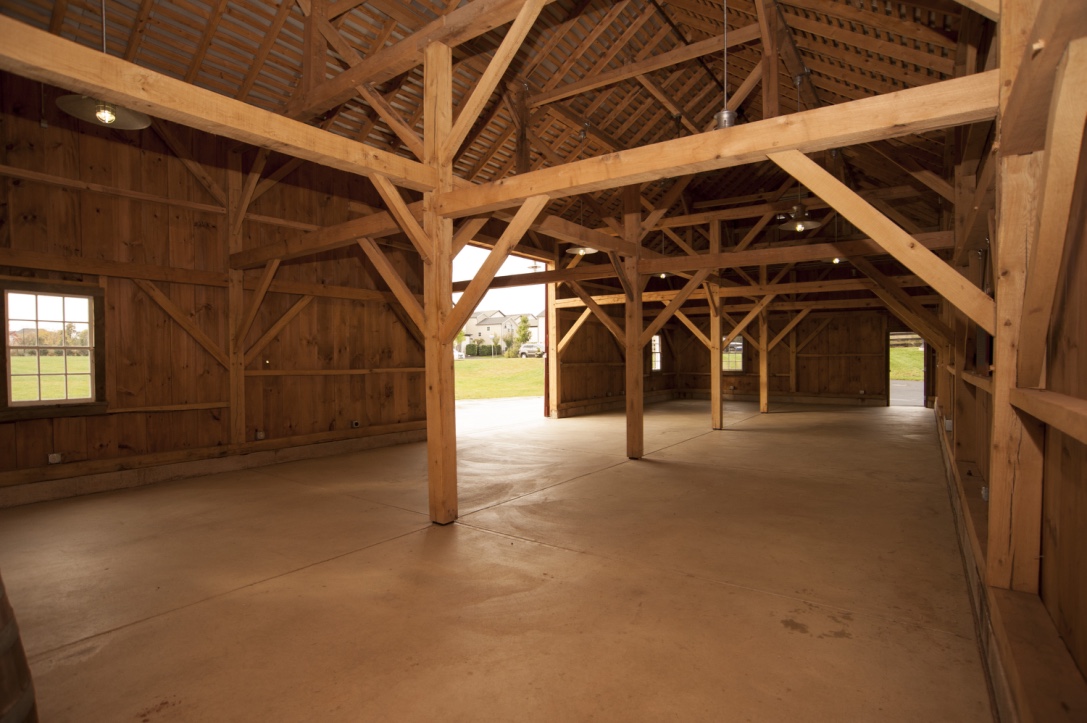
[889, 331, 925, 407]
[451, 247, 546, 403]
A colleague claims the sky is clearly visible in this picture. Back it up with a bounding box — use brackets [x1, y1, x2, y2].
[451, 246, 547, 318]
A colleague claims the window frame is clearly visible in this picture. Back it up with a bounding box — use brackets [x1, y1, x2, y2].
[722, 335, 747, 374]
[650, 334, 662, 372]
[1, 280, 107, 422]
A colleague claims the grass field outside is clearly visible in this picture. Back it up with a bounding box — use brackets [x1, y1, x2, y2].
[453, 349, 924, 400]
[9, 353, 92, 402]
[455, 356, 543, 400]
[889, 347, 925, 381]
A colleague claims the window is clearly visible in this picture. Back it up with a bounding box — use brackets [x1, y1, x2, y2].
[650, 334, 662, 372]
[722, 336, 744, 372]
[3, 283, 105, 418]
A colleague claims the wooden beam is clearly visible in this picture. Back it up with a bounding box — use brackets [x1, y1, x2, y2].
[557, 307, 593, 357]
[640, 231, 953, 275]
[987, 151, 1044, 593]
[767, 308, 811, 352]
[529, 25, 760, 107]
[640, 269, 712, 347]
[439, 71, 999, 216]
[756, 0, 780, 119]
[150, 120, 227, 206]
[768, 150, 995, 334]
[243, 295, 315, 366]
[675, 310, 710, 348]
[623, 186, 643, 460]
[0, 17, 435, 192]
[444, 0, 545, 161]
[422, 41, 458, 525]
[452, 217, 489, 257]
[132, 279, 229, 368]
[442, 195, 549, 341]
[371, 173, 433, 264]
[288, 0, 561, 120]
[357, 237, 425, 332]
[724, 295, 775, 350]
[234, 259, 280, 349]
[568, 282, 624, 343]
[1016, 38, 1087, 389]
[951, 0, 999, 22]
[870, 141, 956, 203]
[850, 256, 953, 347]
[708, 220, 723, 429]
[1010, 388, 1087, 448]
[1000, 1, 1087, 156]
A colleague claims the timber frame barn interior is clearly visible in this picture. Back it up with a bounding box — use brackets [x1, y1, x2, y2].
[0, 0, 1085, 719]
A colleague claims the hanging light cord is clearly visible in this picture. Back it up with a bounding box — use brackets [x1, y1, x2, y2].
[722, 0, 729, 109]
[101, 0, 107, 54]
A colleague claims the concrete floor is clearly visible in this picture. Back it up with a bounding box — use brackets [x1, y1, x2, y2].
[0, 399, 991, 722]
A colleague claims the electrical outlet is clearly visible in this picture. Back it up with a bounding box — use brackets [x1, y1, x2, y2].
[47, 452, 62, 464]
[351, 420, 360, 429]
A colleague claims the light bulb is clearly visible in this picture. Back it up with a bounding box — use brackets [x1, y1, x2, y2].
[578, 248, 588, 256]
[95, 100, 117, 124]
[659, 273, 667, 279]
[795, 222, 803, 232]
[832, 257, 841, 264]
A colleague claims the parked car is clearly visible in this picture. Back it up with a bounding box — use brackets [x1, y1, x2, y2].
[518, 342, 544, 358]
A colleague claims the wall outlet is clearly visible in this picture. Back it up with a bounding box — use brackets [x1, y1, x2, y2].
[47, 452, 62, 464]
[255, 430, 266, 441]
[350, 420, 360, 429]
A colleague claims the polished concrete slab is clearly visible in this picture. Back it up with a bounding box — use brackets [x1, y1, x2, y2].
[0, 399, 992, 722]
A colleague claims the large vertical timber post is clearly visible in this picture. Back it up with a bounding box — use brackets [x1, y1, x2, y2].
[624, 185, 644, 459]
[758, 265, 770, 413]
[709, 221, 723, 429]
[423, 42, 458, 524]
[546, 252, 560, 418]
[226, 151, 246, 444]
[986, 0, 1044, 591]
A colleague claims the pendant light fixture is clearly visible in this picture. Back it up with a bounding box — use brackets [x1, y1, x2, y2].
[56, 0, 151, 130]
[566, 196, 599, 256]
[714, 0, 737, 130]
[778, 203, 822, 233]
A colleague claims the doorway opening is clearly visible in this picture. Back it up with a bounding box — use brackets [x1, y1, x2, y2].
[889, 331, 925, 407]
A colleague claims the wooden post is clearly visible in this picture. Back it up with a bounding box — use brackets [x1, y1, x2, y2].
[756, 0, 780, 118]
[758, 265, 769, 413]
[226, 151, 246, 444]
[624, 185, 643, 459]
[953, 253, 982, 463]
[546, 254, 559, 417]
[423, 42, 458, 524]
[987, 152, 1045, 592]
[709, 221, 723, 429]
[986, 0, 1045, 592]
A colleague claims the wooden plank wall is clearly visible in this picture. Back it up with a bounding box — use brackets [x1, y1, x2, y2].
[674, 310, 889, 405]
[1041, 179, 1087, 676]
[0, 74, 425, 489]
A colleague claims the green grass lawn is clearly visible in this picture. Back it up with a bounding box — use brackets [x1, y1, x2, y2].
[455, 357, 543, 400]
[889, 347, 925, 381]
[9, 354, 92, 401]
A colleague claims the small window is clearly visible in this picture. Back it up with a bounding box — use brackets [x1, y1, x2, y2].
[722, 336, 744, 372]
[650, 334, 662, 372]
[3, 283, 105, 419]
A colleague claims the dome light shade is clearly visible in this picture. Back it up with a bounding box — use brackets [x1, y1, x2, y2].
[778, 204, 822, 232]
[565, 246, 599, 256]
[56, 95, 151, 130]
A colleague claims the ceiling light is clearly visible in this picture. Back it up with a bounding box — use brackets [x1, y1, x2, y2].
[714, 0, 737, 130]
[55, 0, 151, 131]
[566, 246, 599, 256]
[832, 257, 841, 264]
[95, 100, 116, 124]
[778, 204, 822, 232]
